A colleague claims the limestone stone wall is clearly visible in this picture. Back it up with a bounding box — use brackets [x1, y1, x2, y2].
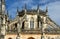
[45, 34, 60, 39]
[5, 34, 60, 39]
[5, 34, 17, 39]
[5, 34, 41, 39]
[20, 34, 41, 39]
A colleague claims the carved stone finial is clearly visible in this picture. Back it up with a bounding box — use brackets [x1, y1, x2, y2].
[24, 3, 27, 14]
[37, 4, 40, 13]
[17, 7, 19, 16]
[46, 6, 48, 12]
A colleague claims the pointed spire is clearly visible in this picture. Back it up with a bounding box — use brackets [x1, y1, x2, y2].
[46, 6, 48, 12]
[45, 6, 48, 15]
[24, 3, 27, 10]
[37, 4, 39, 10]
[24, 3, 27, 14]
[7, 10, 9, 17]
[6, 10, 9, 21]
[17, 7, 19, 12]
[17, 7, 19, 16]
[37, 4, 40, 13]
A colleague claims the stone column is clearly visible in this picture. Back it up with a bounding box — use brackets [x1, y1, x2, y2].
[41, 16, 47, 39]
[17, 22, 20, 33]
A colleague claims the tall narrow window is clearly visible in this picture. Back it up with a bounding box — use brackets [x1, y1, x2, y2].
[30, 17, 34, 29]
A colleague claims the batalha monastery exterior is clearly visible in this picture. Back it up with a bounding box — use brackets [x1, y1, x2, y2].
[0, 0, 60, 39]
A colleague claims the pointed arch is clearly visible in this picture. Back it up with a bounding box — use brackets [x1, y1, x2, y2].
[28, 37, 35, 39]
[8, 38, 12, 39]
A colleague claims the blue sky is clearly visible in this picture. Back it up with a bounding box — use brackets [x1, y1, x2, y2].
[5, 0, 60, 25]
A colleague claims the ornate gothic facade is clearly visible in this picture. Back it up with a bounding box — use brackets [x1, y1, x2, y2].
[0, 0, 60, 39]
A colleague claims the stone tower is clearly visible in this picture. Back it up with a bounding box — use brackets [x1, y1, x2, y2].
[0, 0, 6, 39]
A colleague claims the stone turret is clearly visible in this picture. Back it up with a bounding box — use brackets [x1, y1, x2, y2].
[1, 0, 5, 14]
[0, 0, 6, 39]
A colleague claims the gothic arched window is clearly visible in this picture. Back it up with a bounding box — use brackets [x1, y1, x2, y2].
[30, 17, 34, 29]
